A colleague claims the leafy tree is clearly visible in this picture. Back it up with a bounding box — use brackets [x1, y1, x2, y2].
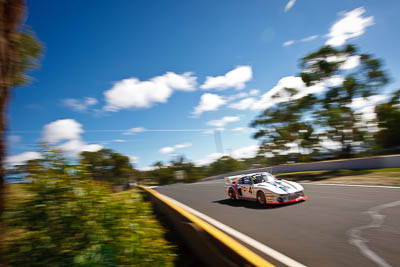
[169, 156, 202, 183]
[149, 161, 175, 185]
[251, 89, 318, 163]
[0, 0, 42, 217]
[301, 44, 388, 157]
[3, 149, 175, 266]
[251, 44, 389, 160]
[80, 149, 137, 186]
[374, 89, 400, 152]
[207, 156, 244, 176]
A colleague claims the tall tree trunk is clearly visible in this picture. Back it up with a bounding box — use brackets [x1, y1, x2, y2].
[0, 0, 25, 221]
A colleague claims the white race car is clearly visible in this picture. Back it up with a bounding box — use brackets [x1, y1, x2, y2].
[224, 172, 307, 205]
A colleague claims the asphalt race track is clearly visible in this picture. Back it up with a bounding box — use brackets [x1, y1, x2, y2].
[155, 181, 400, 267]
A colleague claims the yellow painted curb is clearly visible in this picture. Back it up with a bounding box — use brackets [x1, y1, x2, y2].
[139, 185, 275, 267]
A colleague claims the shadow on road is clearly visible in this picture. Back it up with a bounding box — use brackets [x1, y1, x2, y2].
[212, 199, 303, 209]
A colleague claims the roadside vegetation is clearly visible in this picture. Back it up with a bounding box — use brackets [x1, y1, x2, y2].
[2, 149, 176, 266]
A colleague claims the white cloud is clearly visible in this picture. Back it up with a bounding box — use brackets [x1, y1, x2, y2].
[192, 93, 226, 116]
[325, 54, 361, 70]
[284, 0, 296, 12]
[283, 35, 318, 47]
[112, 139, 126, 143]
[63, 97, 98, 112]
[200, 66, 252, 90]
[6, 151, 41, 167]
[42, 119, 102, 156]
[159, 147, 175, 154]
[350, 94, 389, 121]
[253, 76, 312, 110]
[57, 139, 102, 155]
[123, 127, 147, 135]
[138, 166, 157, 171]
[229, 97, 256, 110]
[8, 119, 104, 162]
[42, 119, 84, 143]
[226, 92, 249, 102]
[326, 7, 374, 47]
[341, 55, 360, 70]
[82, 144, 102, 152]
[283, 40, 295, 47]
[193, 144, 259, 166]
[175, 142, 192, 149]
[231, 145, 259, 159]
[280, 142, 312, 155]
[159, 142, 192, 154]
[230, 75, 344, 111]
[129, 155, 139, 164]
[320, 137, 342, 150]
[351, 95, 387, 110]
[300, 35, 319, 42]
[194, 152, 224, 166]
[207, 116, 240, 127]
[104, 72, 197, 111]
[85, 97, 98, 105]
[249, 89, 259, 96]
[323, 75, 344, 87]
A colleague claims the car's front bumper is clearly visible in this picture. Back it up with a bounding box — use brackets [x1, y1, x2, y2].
[268, 196, 308, 205]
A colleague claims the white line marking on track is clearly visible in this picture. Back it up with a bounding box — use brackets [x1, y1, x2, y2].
[158, 191, 307, 267]
[301, 183, 400, 189]
[348, 200, 400, 267]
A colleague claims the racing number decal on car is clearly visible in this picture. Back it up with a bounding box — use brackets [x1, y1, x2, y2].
[249, 186, 253, 195]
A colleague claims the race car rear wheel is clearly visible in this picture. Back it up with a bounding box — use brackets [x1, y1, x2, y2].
[257, 191, 266, 205]
[228, 188, 237, 200]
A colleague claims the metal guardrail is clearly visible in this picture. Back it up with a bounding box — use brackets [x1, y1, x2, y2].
[202, 154, 400, 181]
[138, 186, 274, 267]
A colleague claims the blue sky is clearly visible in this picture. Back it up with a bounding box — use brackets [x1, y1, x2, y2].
[7, 0, 400, 169]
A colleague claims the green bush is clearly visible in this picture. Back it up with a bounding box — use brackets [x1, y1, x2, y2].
[4, 150, 175, 266]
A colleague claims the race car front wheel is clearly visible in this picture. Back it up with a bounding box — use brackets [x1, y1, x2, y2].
[228, 188, 237, 201]
[257, 191, 266, 205]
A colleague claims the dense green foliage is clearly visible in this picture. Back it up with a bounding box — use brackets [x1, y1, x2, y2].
[80, 149, 138, 186]
[251, 91, 318, 163]
[13, 28, 43, 87]
[4, 149, 175, 266]
[375, 89, 400, 151]
[207, 156, 245, 175]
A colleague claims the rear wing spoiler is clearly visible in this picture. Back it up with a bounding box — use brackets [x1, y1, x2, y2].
[224, 174, 247, 185]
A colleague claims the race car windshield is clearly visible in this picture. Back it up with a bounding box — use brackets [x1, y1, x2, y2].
[262, 173, 276, 182]
[252, 175, 269, 184]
